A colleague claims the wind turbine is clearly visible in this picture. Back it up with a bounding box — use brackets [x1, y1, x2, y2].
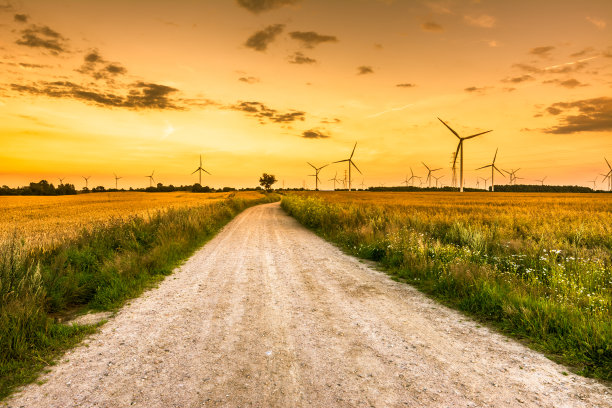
[58, 177, 65, 185]
[192, 155, 211, 185]
[113, 173, 122, 190]
[438, 117, 492, 192]
[480, 177, 490, 191]
[407, 167, 420, 186]
[476, 148, 504, 192]
[359, 179, 366, 189]
[333, 142, 361, 191]
[307, 162, 328, 191]
[82, 176, 90, 189]
[476, 178, 480, 189]
[433, 174, 444, 188]
[422, 162, 442, 187]
[588, 179, 597, 189]
[535, 176, 547, 186]
[401, 175, 410, 186]
[603, 158, 612, 191]
[146, 170, 155, 187]
[328, 171, 341, 190]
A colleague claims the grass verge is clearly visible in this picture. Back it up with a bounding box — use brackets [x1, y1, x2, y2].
[281, 194, 611, 381]
[0, 193, 279, 400]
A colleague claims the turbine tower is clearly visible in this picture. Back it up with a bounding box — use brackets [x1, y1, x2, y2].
[359, 179, 366, 189]
[113, 173, 122, 190]
[333, 142, 361, 191]
[402, 175, 410, 186]
[480, 177, 490, 190]
[328, 171, 341, 190]
[82, 176, 90, 189]
[476, 148, 504, 192]
[307, 162, 328, 191]
[146, 170, 155, 187]
[438, 117, 492, 193]
[192, 155, 211, 185]
[588, 179, 597, 189]
[422, 162, 442, 187]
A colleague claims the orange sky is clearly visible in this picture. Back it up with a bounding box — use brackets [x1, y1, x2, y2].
[1, 0, 611, 189]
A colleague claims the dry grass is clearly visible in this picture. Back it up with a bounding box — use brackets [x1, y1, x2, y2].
[1, 191, 263, 248]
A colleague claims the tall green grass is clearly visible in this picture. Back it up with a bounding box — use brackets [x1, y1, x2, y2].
[0, 194, 278, 399]
[281, 194, 611, 380]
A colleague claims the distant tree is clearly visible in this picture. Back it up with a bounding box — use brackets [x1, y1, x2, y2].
[92, 186, 106, 192]
[259, 173, 277, 191]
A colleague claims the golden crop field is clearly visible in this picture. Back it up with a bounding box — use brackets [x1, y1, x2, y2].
[1, 191, 264, 248]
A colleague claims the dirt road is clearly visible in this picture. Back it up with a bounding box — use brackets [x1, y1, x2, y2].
[5, 203, 610, 407]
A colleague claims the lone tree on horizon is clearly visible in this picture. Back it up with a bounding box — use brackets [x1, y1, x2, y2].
[259, 173, 277, 191]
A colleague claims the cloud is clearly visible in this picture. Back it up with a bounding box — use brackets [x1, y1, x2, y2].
[487, 40, 499, 47]
[289, 31, 338, 49]
[302, 129, 330, 139]
[13, 13, 27, 23]
[288, 51, 316, 64]
[501, 74, 534, 83]
[228, 101, 305, 124]
[236, 0, 298, 14]
[421, 21, 443, 32]
[529, 45, 555, 58]
[464, 86, 489, 93]
[0, 1, 14, 11]
[15, 24, 68, 54]
[18, 62, 49, 69]
[426, 2, 452, 14]
[540, 97, 612, 134]
[586, 16, 606, 29]
[320, 118, 341, 124]
[238, 76, 259, 84]
[396, 83, 415, 88]
[357, 65, 373, 75]
[77, 49, 127, 81]
[11, 80, 185, 110]
[570, 47, 595, 57]
[464, 14, 496, 28]
[543, 78, 587, 88]
[244, 24, 284, 51]
[513, 58, 592, 75]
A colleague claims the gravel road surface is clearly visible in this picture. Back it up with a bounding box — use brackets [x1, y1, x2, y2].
[5, 202, 610, 407]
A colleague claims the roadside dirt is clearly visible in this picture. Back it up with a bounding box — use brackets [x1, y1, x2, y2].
[5, 202, 610, 407]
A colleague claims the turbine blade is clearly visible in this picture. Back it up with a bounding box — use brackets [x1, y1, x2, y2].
[606, 157, 612, 170]
[494, 166, 505, 176]
[453, 141, 461, 168]
[432, 168, 442, 171]
[463, 130, 492, 140]
[422, 162, 430, 170]
[351, 160, 362, 174]
[191, 169, 199, 174]
[493, 148, 498, 163]
[307, 162, 316, 169]
[333, 159, 349, 163]
[319, 163, 329, 170]
[476, 165, 491, 170]
[437, 117, 460, 138]
[350, 142, 357, 159]
[204, 169, 212, 175]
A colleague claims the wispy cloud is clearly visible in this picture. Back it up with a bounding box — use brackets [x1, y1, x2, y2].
[501, 74, 534, 83]
[540, 97, 612, 134]
[396, 83, 416, 88]
[302, 129, 329, 139]
[288, 52, 316, 64]
[238, 76, 259, 84]
[529, 45, 555, 58]
[228, 101, 305, 124]
[11, 81, 186, 110]
[289, 31, 338, 49]
[244, 24, 284, 51]
[13, 13, 27, 23]
[236, 0, 298, 14]
[16, 24, 68, 55]
[464, 14, 496, 28]
[421, 21, 443, 32]
[357, 65, 373, 75]
[464, 86, 490, 93]
[77, 49, 127, 81]
[366, 103, 414, 118]
[542, 78, 587, 88]
[586, 16, 606, 29]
